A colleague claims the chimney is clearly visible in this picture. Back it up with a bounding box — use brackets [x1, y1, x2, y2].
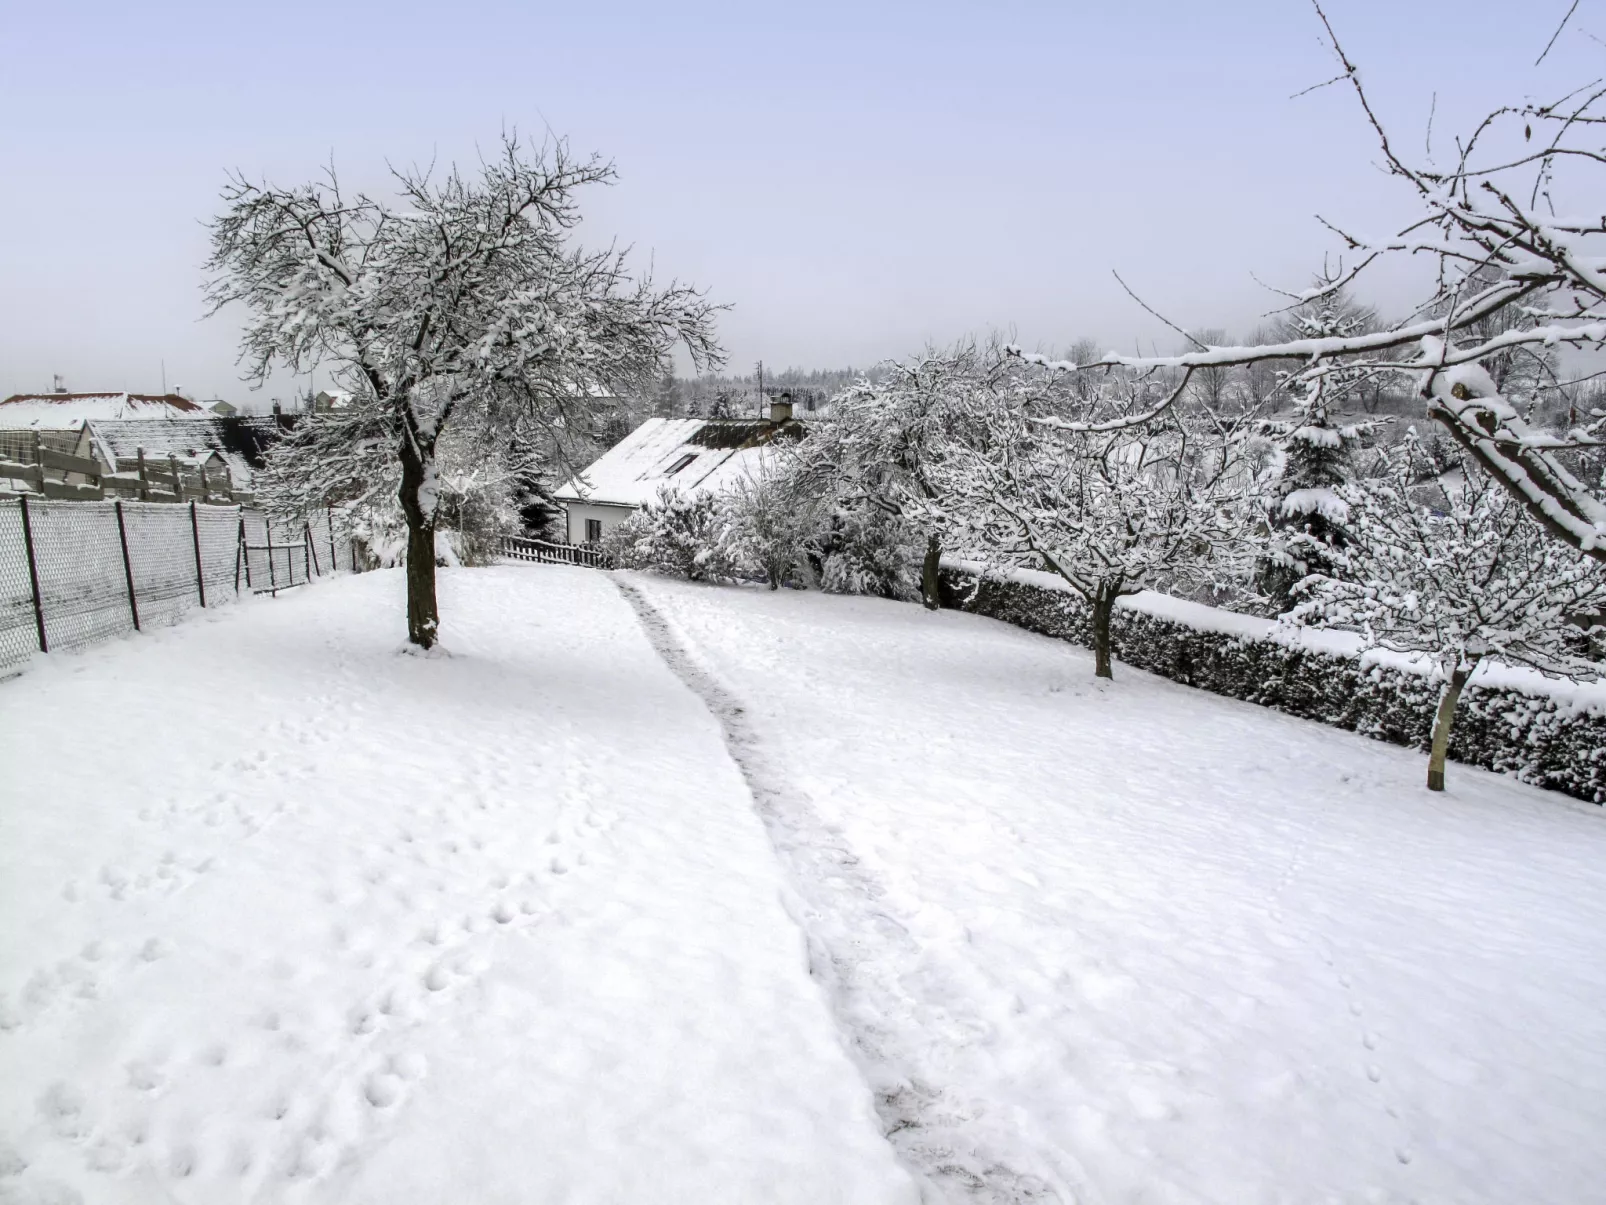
[769, 394, 793, 423]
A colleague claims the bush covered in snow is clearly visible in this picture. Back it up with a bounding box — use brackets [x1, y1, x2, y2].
[605, 489, 738, 583]
[720, 472, 818, 590]
[940, 564, 1606, 804]
[809, 505, 924, 601]
[607, 464, 930, 599]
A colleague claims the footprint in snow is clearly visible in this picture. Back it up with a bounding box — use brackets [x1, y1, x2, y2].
[84, 1139, 127, 1174]
[1, 1179, 83, 1205]
[36, 1083, 88, 1139]
[349, 1008, 379, 1037]
[0, 1136, 26, 1176]
[197, 1043, 228, 1068]
[362, 1073, 403, 1109]
[126, 1061, 165, 1092]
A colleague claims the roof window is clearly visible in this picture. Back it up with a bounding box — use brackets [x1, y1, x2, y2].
[666, 453, 697, 475]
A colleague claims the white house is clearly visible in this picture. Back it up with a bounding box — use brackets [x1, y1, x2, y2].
[554, 399, 804, 544]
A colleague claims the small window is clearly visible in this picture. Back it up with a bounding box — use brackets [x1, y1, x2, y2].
[666, 453, 697, 475]
[585, 518, 603, 543]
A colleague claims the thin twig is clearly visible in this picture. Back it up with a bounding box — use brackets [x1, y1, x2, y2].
[1537, 0, 1582, 66]
[1111, 271, 1209, 352]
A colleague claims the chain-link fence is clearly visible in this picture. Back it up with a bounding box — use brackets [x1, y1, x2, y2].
[0, 499, 357, 674]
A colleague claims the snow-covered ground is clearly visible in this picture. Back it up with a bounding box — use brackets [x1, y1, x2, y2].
[628, 573, 1606, 1205]
[0, 568, 912, 1205]
[3, 565, 1605, 1204]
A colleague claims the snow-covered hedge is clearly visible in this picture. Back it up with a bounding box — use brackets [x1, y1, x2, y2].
[939, 562, 1606, 804]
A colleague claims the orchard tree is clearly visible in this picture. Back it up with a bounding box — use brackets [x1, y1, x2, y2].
[1294, 439, 1606, 791]
[1011, 3, 1606, 562]
[205, 134, 722, 648]
[946, 372, 1258, 679]
[803, 343, 1000, 609]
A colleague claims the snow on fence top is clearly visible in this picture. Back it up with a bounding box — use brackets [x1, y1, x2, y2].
[945, 559, 1606, 717]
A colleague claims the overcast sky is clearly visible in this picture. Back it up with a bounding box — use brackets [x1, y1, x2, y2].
[0, 0, 1591, 409]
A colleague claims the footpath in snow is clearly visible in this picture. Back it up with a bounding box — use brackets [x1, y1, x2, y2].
[0, 567, 914, 1205]
[626, 572, 1606, 1205]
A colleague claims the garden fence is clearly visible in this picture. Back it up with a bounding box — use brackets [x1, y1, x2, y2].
[0, 498, 355, 674]
[500, 535, 614, 569]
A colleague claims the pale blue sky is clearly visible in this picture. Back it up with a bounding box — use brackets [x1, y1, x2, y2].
[0, 0, 1592, 406]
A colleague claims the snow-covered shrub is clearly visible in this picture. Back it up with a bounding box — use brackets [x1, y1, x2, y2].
[940, 563, 1606, 805]
[811, 504, 922, 601]
[605, 488, 736, 582]
[720, 470, 817, 590]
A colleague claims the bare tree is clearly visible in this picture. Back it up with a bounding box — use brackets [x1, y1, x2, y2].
[1011, 5, 1606, 562]
[944, 370, 1258, 678]
[206, 134, 722, 648]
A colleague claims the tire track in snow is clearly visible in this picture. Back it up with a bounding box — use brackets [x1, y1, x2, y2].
[615, 577, 1097, 1205]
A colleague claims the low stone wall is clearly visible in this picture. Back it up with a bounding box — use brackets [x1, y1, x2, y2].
[939, 565, 1606, 804]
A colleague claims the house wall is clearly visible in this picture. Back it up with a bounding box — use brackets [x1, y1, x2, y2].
[564, 501, 637, 545]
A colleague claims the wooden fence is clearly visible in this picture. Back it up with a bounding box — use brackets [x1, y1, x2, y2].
[500, 535, 614, 569]
[0, 433, 249, 505]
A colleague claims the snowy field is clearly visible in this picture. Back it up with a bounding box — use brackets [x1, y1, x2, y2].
[3, 565, 1605, 1204]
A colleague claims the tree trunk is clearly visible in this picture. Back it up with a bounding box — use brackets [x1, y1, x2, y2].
[1091, 590, 1115, 679]
[1426, 661, 1475, 791]
[398, 440, 440, 650]
[921, 534, 942, 612]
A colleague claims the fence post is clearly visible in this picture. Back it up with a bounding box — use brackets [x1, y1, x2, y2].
[114, 499, 141, 631]
[190, 500, 208, 608]
[18, 495, 48, 653]
[169, 453, 182, 501]
[136, 448, 149, 501]
[327, 504, 337, 572]
[266, 522, 278, 596]
[236, 514, 249, 592]
[304, 522, 320, 576]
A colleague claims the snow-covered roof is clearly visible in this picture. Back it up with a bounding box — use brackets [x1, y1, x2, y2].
[0, 393, 204, 428]
[87, 416, 289, 482]
[555, 417, 806, 507]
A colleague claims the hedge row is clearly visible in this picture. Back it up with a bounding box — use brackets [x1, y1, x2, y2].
[938, 566, 1606, 804]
